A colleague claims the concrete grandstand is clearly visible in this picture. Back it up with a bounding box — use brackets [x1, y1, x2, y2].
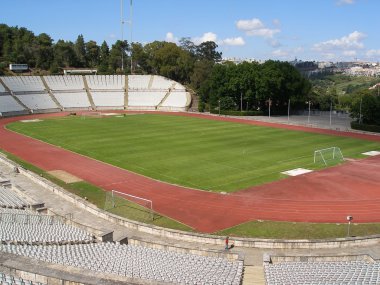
[0, 75, 191, 116]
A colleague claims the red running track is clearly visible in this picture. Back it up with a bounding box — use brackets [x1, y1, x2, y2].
[1, 112, 380, 233]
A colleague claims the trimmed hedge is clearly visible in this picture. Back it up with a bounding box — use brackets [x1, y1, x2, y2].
[351, 121, 380, 133]
[210, 110, 264, 116]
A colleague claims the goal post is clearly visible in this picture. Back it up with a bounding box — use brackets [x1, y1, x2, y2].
[104, 190, 154, 221]
[314, 147, 344, 165]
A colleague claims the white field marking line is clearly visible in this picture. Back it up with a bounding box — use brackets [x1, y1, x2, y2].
[20, 119, 42, 123]
[362, 151, 380, 156]
[281, 168, 313, 176]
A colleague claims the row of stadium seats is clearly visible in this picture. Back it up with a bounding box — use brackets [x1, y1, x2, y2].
[264, 260, 380, 285]
[0, 186, 28, 209]
[0, 75, 190, 114]
[0, 272, 45, 285]
[1, 242, 243, 284]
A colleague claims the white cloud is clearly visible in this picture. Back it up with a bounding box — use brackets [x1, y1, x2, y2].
[165, 32, 177, 43]
[271, 47, 304, 59]
[337, 0, 355, 6]
[219, 37, 245, 46]
[236, 18, 280, 38]
[267, 39, 281, 48]
[272, 49, 289, 57]
[313, 31, 366, 51]
[192, 32, 218, 45]
[343, 50, 357, 57]
[322, 53, 337, 60]
[192, 32, 245, 46]
[273, 19, 281, 27]
[366, 49, 380, 57]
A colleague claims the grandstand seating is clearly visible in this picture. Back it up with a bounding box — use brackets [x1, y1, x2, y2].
[159, 90, 190, 111]
[52, 92, 91, 109]
[1, 242, 243, 284]
[264, 260, 380, 285]
[90, 91, 124, 109]
[85, 75, 125, 90]
[15, 94, 58, 110]
[128, 75, 150, 89]
[0, 75, 190, 113]
[0, 82, 6, 93]
[150, 75, 173, 90]
[0, 96, 25, 113]
[0, 272, 45, 285]
[128, 91, 167, 109]
[44, 76, 85, 91]
[0, 186, 28, 209]
[0, 77, 45, 93]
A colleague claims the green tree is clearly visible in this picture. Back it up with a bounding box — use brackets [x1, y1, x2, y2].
[196, 41, 221, 62]
[86, 40, 100, 68]
[98, 41, 110, 73]
[74, 34, 87, 67]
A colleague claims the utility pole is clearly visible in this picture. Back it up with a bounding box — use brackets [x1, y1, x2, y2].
[120, 0, 124, 72]
[129, 0, 133, 74]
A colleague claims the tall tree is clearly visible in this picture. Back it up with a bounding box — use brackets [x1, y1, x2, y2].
[74, 34, 87, 67]
[196, 41, 222, 62]
[98, 41, 110, 73]
[86, 40, 100, 68]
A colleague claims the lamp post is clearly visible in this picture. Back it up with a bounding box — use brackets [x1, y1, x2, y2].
[329, 100, 333, 127]
[268, 98, 271, 118]
[218, 99, 221, 116]
[240, 92, 243, 113]
[287, 99, 290, 123]
[347, 215, 353, 237]
[307, 101, 311, 124]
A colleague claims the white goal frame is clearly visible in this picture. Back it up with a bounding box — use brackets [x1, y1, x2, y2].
[109, 190, 154, 220]
[314, 147, 344, 165]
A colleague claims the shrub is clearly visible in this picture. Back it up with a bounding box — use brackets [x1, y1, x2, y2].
[351, 121, 380, 133]
[210, 110, 264, 116]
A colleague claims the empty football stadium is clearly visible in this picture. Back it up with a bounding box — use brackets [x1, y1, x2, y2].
[2, 1, 380, 284]
[1, 72, 380, 284]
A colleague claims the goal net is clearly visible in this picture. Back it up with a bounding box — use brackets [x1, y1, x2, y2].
[104, 190, 154, 221]
[314, 147, 344, 165]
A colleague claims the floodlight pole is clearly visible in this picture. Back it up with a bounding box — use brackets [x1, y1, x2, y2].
[120, 0, 125, 72]
[129, 0, 133, 74]
[308, 101, 311, 124]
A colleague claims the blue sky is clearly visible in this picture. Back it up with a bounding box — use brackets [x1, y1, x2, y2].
[1, 0, 379, 61]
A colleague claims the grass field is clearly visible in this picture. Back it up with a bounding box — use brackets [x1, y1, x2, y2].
[7, 114, 380, 192]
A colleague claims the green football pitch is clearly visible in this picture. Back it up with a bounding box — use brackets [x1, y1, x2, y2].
[7, 114, 380, 192]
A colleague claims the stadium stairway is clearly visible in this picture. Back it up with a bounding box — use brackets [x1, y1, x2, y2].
[156, 82, 176, 109]
[0, 77, 29, 112]
[124, 75, 128, 108]
[40, 76, 63, 110]
[82, 76, 96, 110]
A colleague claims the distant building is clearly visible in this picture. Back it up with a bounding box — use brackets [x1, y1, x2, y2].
[63, 68, 97, 75]
[9, 63, 28, 72]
